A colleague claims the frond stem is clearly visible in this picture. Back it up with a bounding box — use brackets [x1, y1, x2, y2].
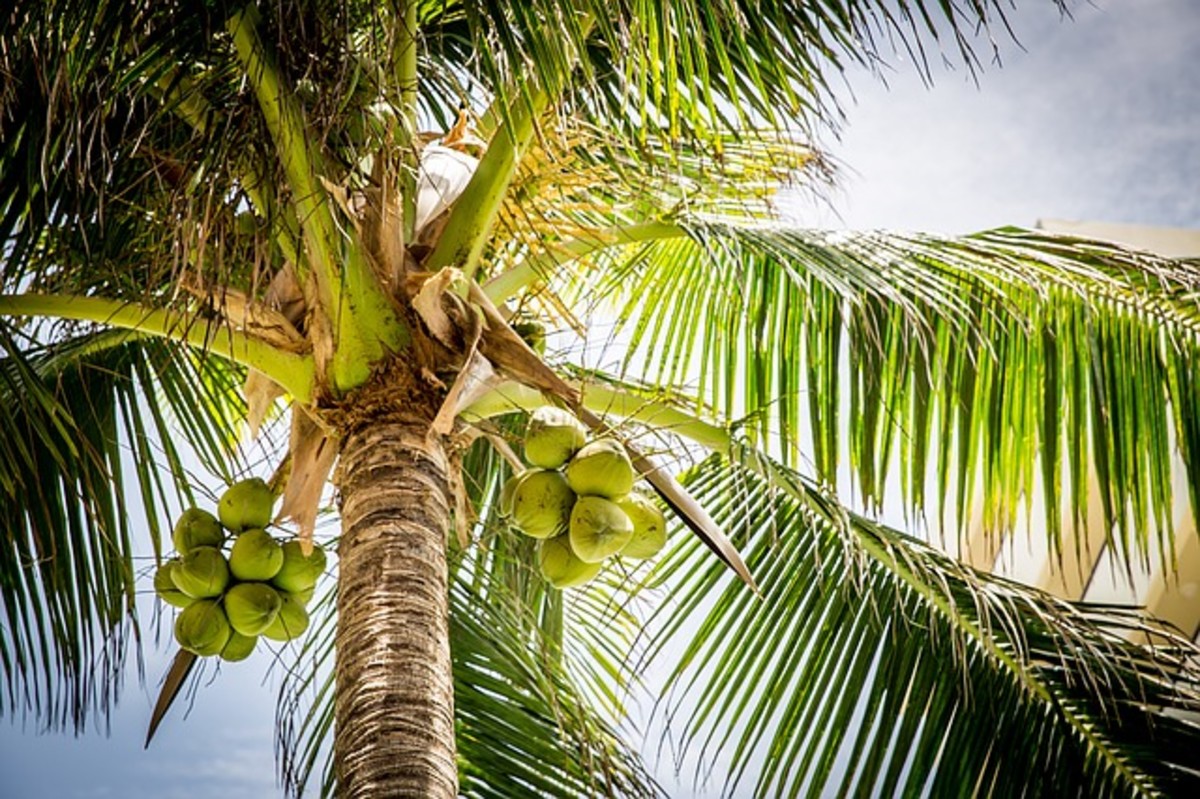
[460, 379, 727, 451]
[422, 89, 547, 279]
[0, 293, 314, 403]
[425, 16, 597, 282]
[229, 5, 407, 393]
[484, 221, 685, 302]
[394, 0, 419, 240]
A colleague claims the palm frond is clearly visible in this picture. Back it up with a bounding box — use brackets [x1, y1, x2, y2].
[544, 221, 1200, 569]
[417, 0, 1068, 150]
[453, 571, 658, 799]
[0, 325, 246, 731]
[3, 0, 1076, 302]
[481, 125, 830, 290]
[0, 1, 262, 295]
[643, 449, 1200, 798]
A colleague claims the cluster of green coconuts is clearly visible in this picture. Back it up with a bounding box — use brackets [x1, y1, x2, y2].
[501, 407, 668, 588]
[153, 478, 327, 662]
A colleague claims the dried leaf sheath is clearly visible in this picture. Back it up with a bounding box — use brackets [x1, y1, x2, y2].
[276, 408, 336, 553]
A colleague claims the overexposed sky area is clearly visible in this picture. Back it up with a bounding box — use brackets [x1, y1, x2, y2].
[2, 2, 1197, 797]
[798, 0, 1199, 235]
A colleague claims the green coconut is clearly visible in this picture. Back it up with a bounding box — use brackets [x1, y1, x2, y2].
[153, 559, 196, 609]
[223, 582, 283, 636]
[618, 492, 668, 560]
[171, 507, 224, 554]
[289, 586, 316, 608]
[538, 533, 602, 588]
[171, 546, 231, 599]
[261, 593, 310, 642]
[229, 528, 284, 581]
[174, 599, 232, 657]
[569, 495, 634, 563]
[523, 407, 588, 469]
[220, 631, 259, 663]
[271, 541, 327, 594]
[218, 477, 276, 532]
[498, 469, 532, 518]
[510, 469, 576, 539]
[564, 439, 635, 499]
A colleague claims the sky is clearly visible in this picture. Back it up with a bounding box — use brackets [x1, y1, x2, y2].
[788, 0, 1200, 237]
[2, 1, 1199, 797]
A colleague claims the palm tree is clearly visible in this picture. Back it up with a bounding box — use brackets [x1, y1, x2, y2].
[3, 1, 1199, 796]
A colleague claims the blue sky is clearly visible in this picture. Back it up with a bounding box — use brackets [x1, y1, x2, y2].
[3, 1, 1198, 797]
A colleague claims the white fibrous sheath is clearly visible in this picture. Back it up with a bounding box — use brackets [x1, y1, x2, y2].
[415, 144, 480, 236]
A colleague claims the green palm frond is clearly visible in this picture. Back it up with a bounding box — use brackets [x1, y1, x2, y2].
[418, 0, 1068, 147]
[643, 450, 1200, 798]
[0, 326, 246, 731]
[481, 127, 828, 292]
[539, 221, 1200, 568]
[2, 1, 1071, 297]
[453, 571, 658, 799]
[0, 1, 264, 295]
[414, 0, 1060, 274]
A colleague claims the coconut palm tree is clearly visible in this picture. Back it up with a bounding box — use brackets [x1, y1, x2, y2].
[3, 1, 1199, 797]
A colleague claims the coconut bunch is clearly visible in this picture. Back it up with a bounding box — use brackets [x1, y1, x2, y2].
[153, 478, 327, 662]
[500, 407, 668, 589]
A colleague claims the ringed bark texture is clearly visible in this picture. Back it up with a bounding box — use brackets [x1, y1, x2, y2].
[335, 412, 457, 798]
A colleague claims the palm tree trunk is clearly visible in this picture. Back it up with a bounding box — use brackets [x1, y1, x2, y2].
[334, 408, 457, 798]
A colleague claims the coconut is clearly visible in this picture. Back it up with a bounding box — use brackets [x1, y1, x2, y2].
[171, 507, 224, 554]
[223, 582, 283, 636]
[289, 586, 316, 608]
[171, 546, 230, 599]
[498, 469, 532, 518]
[174, 600, 232, 657]
[523, 407, 587, 469]
[271, 541, 327, 593]
[229, 528, 284, 581]
[510, 469, 576, 539]
[153, 559, 196, 609]
[538, 533, 602, 588]
[220, 631, 259, 663]
[618, 492, 668, 560]
[261, 593, 310, 642]
[564, 439, 635, 499]
[569, 496, 634, 563]
[218, 477, 276, 532]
